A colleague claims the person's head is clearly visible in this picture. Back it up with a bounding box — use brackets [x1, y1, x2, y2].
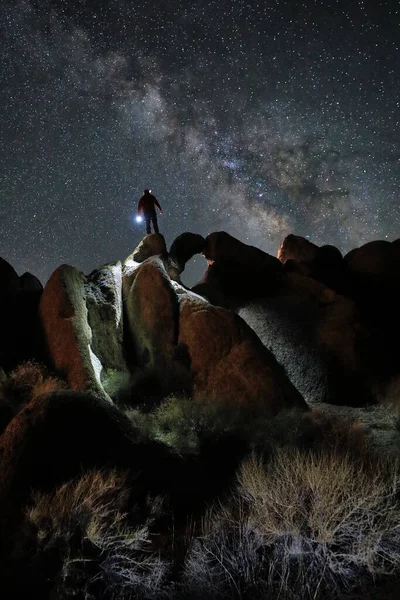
[144, 188, 151, 194]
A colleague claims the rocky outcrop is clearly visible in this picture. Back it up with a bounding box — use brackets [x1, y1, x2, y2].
[0, 257, 20, 294]
[40, 264, 130, 401]
[0, 260, 46, 372]
[3, 230, 400, 411]
[192, 231, 283, 308]
[124, 257, 190, 394]
[344, 240, 400, 290]
[278, 235, 346, 294]
[122, 256, 306, 410]
[169, 232, 205, 274]
[19, 272, 43, 292]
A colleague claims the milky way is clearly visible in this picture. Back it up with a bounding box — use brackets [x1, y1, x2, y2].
[1, 0, 399, 285]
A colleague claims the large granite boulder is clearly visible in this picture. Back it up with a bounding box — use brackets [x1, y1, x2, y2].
[39, 264, 130, 401]
[131, 233, 167, 263]
[19, 272, 43, 292]
[205, 231, 282, 274]
[178, 295, 306, 411]
[278, 236, 346, 294]
[123, 257, 193, 395]
[239, 272, 369, 406]
[85, 263, 131, 397]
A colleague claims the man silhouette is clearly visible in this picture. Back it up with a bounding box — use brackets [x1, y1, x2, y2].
[137, 189, 163, 234]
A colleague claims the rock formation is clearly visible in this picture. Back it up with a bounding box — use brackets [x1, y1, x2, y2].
[0, 258, 45, 372]
[1, 231, 399, 411]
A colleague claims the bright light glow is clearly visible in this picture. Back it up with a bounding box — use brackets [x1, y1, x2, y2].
[136, 215, 143, 223]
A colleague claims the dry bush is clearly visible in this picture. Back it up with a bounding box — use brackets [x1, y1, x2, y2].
[16, 469, 171, 599]
[181, 449, 400, 599]
[0, 360, 66, 411]
[27, 469, 130, 540]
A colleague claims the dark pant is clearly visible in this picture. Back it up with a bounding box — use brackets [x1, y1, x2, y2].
[144, 210, 159, 234]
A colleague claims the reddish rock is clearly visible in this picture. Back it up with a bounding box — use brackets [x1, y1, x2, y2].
[39, 265, 108, 399]
[178, 295, 306, 412]
[124, 257, 191, 393]
[277, 234, 319, 264]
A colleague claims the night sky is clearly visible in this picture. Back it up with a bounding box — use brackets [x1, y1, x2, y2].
[1, 0, 399, 286]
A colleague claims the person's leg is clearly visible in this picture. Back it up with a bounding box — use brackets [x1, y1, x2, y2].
[152, 212, 159, 234]
[144, 212, 151, 234]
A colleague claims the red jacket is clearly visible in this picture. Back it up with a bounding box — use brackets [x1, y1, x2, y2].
[138, 193, 162, 214]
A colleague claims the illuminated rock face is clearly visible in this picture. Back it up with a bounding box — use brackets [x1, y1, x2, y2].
[39, 263, 129, 402]
[131, 233, 167, 262]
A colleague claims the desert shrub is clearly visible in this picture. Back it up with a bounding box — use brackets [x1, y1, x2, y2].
[101, 369, 132, 403]
[16, 469, 171, 599]
[125, 396, 368, 463]
[125, 394, 306, 455]
[0, 360, 66, 411]
[181, 449, 400, 599]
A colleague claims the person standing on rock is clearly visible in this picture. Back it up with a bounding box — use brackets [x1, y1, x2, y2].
[137, 189, 163, 235]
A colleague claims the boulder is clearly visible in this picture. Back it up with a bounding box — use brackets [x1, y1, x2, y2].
[19, 272, 43, 292]
[178, 295, 307, 412]
[124, 257, 192, 394]
[344, 240, 400, 289]
[277, 234, 319, 264]
[39, 265, 110, 401]
[0, 257, 20, 295]
[0, 261, 46, 372]
[132, 233, 167, 263]
[239, 272, 374, 406]
[205, 231, 282, 274]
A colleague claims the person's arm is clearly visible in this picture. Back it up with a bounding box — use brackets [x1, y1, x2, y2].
[154, 197, 162, 213]
[137, 198, 143, 214]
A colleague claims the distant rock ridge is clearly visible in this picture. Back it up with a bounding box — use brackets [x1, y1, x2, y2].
[0, 231, 400, 409]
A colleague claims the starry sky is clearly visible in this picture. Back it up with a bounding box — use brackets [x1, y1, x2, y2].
[1, 0, 399, 286]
